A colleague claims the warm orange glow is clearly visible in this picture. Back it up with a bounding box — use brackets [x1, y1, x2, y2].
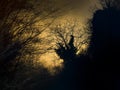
[38, 52, 64, 74]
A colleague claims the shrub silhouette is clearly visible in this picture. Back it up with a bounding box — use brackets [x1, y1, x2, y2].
[55, 35, 77, 63]
[86, 4, 120, 90]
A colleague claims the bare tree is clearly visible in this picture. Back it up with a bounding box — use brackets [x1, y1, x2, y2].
[50, 21, 90, 63]
[0, 0, 62, 89]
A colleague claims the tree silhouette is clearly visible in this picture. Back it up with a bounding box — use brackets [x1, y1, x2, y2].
[0, 1, 62, 89]
[55, 35, 77, 63]
[88, 0, 120, 63]
[86, 1, 120, 90]
[51, 22, 90, 64]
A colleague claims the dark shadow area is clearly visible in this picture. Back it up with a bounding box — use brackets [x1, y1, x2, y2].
[55, 35, 77, 63]
[86, 6, 120, 90]
[48, 3, 120, 90]
[1, 1, 120, 90]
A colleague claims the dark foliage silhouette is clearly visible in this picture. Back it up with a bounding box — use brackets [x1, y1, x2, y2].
[0, 1, 61, 89]
[52, 1, 120, 90]
[86, 3, 120, 90]
[55, 35, 77, 63]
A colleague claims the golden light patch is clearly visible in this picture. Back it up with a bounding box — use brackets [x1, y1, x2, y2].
[38, 51, 64, 74]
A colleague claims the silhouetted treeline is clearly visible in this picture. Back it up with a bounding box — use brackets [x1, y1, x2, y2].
[52, 1, 120, 90]
[1, 0, 120, 90]
[0, 0, 59, 89]
[86, 4, 120, 90]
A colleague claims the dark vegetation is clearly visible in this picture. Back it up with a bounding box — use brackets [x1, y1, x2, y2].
[86, 1, 120, 90]
[0, 0, 120, 90]
[55, 35, 77, 62]
[51, 0, 120, 90]
[0, 0, 59, 89]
